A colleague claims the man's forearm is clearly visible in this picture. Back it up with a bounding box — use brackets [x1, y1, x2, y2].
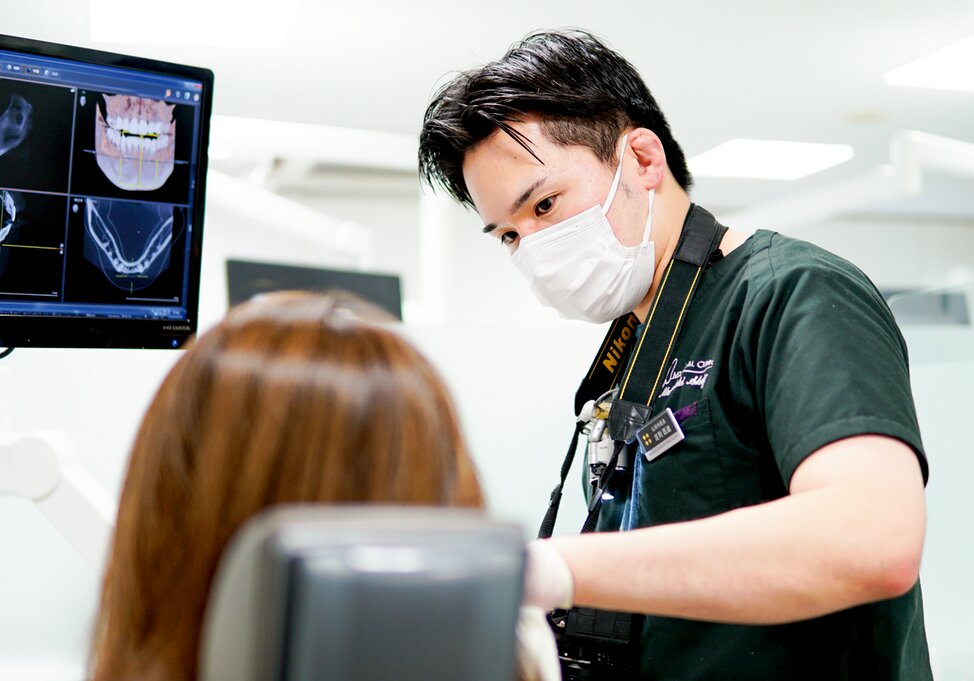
[549, 437, 926, 624]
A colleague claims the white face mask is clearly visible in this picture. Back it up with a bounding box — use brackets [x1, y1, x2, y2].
[511, 134, 656, 323]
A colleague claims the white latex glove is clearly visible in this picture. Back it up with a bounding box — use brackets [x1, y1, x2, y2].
[515, 606, 562, 681]
[524, 539, 574, 611]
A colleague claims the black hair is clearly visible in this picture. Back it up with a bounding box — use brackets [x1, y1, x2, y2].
[418, 29, 693, 208]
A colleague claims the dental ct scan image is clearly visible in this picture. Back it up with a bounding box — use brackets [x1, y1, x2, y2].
[63, 196, 188, 304]
[0, 79, 74, 192]
[70, 90, 194, 205]
[95, 95, 176, 192]
[0, 189, 64, 298]
[0, 94, 31, 156]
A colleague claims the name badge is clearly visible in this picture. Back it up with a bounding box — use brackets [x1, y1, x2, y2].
[636, 408, 685, 462]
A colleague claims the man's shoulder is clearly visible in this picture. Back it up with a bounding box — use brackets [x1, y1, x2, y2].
[743, 229, 876, 294]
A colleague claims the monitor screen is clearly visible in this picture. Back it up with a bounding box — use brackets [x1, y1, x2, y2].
[0, 34, 212, 348]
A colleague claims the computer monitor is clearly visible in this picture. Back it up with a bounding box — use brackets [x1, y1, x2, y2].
[0, 34, 212, 348]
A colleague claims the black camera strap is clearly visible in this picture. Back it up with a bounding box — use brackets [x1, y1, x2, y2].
[538, 312, 641, 539]
[537, 421, 587, 539]
[537, 205, 726, 539]
[607, 205, 726, 443]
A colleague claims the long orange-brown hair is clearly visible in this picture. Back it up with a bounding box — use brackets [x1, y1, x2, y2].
[90, 291, 483, 681]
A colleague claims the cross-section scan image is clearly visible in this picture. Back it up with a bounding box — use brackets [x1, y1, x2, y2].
[0, 79, 74, 192]
[63, 196, 187, 306]
[0, 95, 31, 157]
[0, 189, 66, 298]
[0, 188, 22, 242]
[83, 198, 173, 288]
[95, 95, 176, 191]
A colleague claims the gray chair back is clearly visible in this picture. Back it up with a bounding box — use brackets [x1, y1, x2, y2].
[199, 505, 524, 681]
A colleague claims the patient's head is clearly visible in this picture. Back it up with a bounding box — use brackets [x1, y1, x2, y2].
[91, 291, 483, 681]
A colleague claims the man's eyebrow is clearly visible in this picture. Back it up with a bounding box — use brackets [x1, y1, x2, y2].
[482, 176, 548, 235]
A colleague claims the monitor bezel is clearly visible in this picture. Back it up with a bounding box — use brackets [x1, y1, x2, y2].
[0, 33, 213, 349]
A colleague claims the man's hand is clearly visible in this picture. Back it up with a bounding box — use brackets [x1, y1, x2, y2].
[515, 606, 562, 681]
[523, 539, 575, 611]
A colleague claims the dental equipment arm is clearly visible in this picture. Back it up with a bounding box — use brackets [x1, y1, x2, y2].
[0, 432, 116, 566]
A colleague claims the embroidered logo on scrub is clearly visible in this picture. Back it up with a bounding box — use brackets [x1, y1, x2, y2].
[659, 358, 715, 398]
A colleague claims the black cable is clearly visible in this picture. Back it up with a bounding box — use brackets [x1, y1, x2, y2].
[537, 421, 585, 540]
[0, 347, 14, 360]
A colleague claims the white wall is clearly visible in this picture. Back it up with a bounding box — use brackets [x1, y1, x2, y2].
[901, 328, 974, 681]
[277, 190, 419, 300]
[0, 350, 173, 681]
[777, 215, 974, 294]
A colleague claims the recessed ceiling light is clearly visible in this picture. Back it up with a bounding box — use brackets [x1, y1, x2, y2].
[884, 35, 974, 92]
[688, 139, 855, 180]
[89, 0, 295, 47]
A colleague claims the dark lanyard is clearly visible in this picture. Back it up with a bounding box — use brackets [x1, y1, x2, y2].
[538, 205, 726, 539]
[607, 205, 726, 442]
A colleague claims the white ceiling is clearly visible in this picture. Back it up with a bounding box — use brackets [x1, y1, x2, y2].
[5, 0, 974, 217]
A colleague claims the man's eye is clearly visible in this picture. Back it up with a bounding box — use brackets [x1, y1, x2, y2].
[535, 196, 556, 216]
[500, 230, 518, 245]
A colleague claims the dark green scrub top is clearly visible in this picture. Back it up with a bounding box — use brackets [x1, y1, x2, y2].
[595, 228, 932, 680]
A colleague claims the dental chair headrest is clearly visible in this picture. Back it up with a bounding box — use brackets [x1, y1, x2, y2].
[199, 505, 525, 681]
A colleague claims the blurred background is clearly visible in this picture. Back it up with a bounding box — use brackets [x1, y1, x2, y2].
[0, 1, 972, 679]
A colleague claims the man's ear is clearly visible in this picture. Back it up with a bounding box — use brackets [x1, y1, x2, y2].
[627, 128, 667, 191]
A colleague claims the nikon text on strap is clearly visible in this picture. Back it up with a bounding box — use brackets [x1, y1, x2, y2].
[573, 313, 641, 418]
